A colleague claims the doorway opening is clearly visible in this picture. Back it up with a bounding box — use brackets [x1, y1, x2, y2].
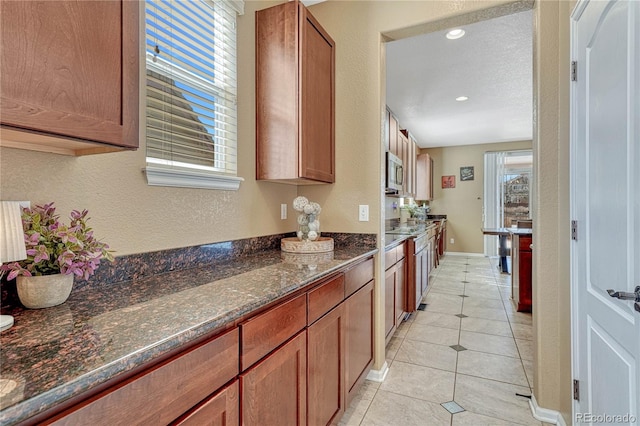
[483, 149, 533, 257]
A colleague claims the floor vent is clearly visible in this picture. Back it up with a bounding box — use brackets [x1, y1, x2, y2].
[417, 303, 427, 311]
[449, 344, 467, 352]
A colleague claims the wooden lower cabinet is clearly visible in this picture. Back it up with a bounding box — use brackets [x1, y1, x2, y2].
[241, 331, 307, 426]
[395, 258, 406, 325]
[384, 266, 396, 340]
[174, 380, 239, 426]
[383, 257, 406, 342]
[344, 280, 374, 406]
[39, 256, 375, 426]
[511, 234, 533, 312]
[308, 304, 346, 426]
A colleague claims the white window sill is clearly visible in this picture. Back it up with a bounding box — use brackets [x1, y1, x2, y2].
[143, 165, 244, 191]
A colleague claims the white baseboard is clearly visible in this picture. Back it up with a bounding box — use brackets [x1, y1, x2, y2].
[529, 394, 567, 426]
[366, 361, 389, 382]
[444, 251, 484, 257]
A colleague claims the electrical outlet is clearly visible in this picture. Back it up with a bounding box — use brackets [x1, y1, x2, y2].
[280, 204, 287, 220]
[358, 205, 369, 222]
[450, 238, 454, 244]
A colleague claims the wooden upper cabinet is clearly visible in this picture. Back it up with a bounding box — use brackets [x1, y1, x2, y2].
[399, 130, 409, 195]
[0, 0, 139, 156]
[388, 112, 399, 157]
[408, 135, 417, 198]
[256, 1, 335, 184]
[416, 153, 434, 201]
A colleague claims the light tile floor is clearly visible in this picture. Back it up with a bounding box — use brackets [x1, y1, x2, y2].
[340, 254, 549, 426]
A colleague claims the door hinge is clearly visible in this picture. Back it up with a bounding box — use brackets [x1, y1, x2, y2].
[571, 220, 578, 241]
[573, 379, 580, 401]
[571, 61, 578, 82]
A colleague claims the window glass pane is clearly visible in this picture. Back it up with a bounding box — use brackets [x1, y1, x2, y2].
[145, 0, 238, 176]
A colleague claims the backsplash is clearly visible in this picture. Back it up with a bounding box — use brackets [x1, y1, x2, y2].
[1, 232, 376, 308]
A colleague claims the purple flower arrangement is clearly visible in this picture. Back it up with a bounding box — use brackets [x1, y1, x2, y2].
[0, 203, 113, 281]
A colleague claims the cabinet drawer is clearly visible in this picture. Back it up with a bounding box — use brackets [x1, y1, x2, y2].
[384, 247, 396, 269]
[396, 243, 406, 260]
[308, 273, 345, 325]
[51, 328, 239, 425]
[240, 294, 307, 370]
[345, 257, 374, 298]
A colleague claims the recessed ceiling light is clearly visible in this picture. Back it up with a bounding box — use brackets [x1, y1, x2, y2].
[456, 96, 469, 102]
[446, 29, 465, 40]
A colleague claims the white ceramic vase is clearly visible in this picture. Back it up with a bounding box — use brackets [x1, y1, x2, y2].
[16, 274, 74, 309]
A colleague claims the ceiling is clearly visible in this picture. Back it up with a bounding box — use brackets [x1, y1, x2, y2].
[386, 9, 533, 148]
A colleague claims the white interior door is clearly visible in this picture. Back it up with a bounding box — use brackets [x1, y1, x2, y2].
[571, 1, 639, 425]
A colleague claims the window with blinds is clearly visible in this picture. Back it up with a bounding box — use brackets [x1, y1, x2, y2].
[144, 0, 244, 190]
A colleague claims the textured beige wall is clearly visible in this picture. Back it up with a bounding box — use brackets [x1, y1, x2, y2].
[533, 0, 572, 423]
[0, 0, 573, 419]
[307, 0, 536, 375]
[0, 1, 297, 256]
[308, 0, 572, 418]
[425, 140, 532, 254]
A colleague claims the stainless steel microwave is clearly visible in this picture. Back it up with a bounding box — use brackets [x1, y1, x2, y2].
[386, 152, 403, 194]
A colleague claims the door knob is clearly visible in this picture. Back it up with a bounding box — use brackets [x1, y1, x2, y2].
[606, 286, 640, 302]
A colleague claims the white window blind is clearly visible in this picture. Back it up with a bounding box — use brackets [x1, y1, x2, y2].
[144, 0, 244, 190]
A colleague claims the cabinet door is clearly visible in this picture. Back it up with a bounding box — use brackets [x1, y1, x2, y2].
[407, 136, 417, 197]
[345, 280, 374, 405]
[175, 381, 239, 426]
[395, 258, 406, 326]
[389, 114, 398, 157]
[0, 1, 139, 152]
[416, 153, 433, 201]
[300, 5, 335, 183]
[384, 267, 396, 340]
[414, 251, 423, 311]
[518, 249, 532, 312]
[399, 131, 409, 194]
[308, 304, 345, 426]
[241, 331, 307, 426]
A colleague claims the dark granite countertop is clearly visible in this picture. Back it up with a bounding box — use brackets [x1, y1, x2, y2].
[0, 245, 377, 425]
[509, 228, 533, 236]
[383, 233, 412, 249]
[384, 222, 437, 250]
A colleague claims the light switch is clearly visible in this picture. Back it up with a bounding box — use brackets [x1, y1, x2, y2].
[281, 204, 287, 220]
[358, 205, 369, 222]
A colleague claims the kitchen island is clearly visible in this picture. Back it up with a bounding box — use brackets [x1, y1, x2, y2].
[0, 238, 376, 425]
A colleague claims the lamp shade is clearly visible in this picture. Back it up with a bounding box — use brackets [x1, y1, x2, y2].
[0, 201, 27, 263]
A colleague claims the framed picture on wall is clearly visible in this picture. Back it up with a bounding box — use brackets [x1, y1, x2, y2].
[460, 166, 474, 181]
[442, 175, 455, 188]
